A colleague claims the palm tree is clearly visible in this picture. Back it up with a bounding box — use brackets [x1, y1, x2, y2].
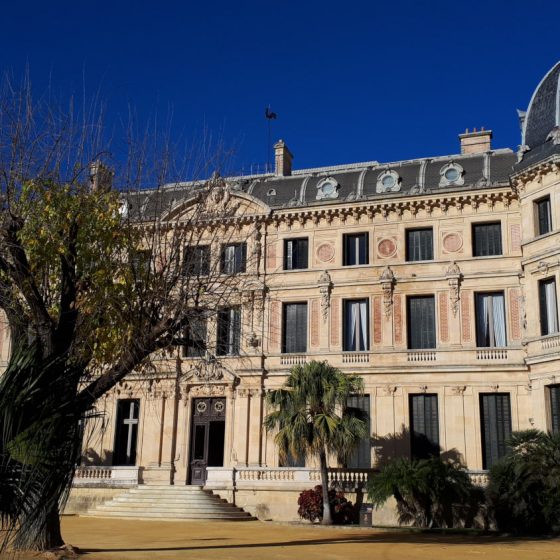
[264, 360, 368, 525]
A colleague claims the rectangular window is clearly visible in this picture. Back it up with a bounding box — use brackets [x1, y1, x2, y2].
[183, 311, 208, 358]
[343, 233, 369, 266]
[184, 245, 210, 276]
[410, 394, 440, 459]
[539, 278, 559, 335]
[536, 196, 552, 236]
[284, 238, 308, 270]
[472, 222, 502, 257]
[475, 292, 507, 347]
[221, 243, 246, 274]
[406, 228, 434, 262]
[346, 395, 371, 468]
[343, 299, 369, 351]
[113, 399, 140, 466]
[480, 393, 512, 469]
[282, 303, 308, 353]
[549, 385, 560, 435]
[407, 296, 436, 349]
[216, 307, 241, 356]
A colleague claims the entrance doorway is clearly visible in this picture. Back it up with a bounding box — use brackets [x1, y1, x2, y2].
[189, 397, 226, 484]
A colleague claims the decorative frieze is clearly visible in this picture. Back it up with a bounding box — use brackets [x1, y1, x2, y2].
[446, 261, 462, 317]
[316, 242, 335, 264]
[380, 266, 395, 318]
[318, 270, 333, 322]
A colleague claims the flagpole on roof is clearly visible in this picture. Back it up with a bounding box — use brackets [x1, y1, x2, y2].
[265, 106, 277, 173]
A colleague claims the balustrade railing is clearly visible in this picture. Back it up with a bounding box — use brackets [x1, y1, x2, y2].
[541, 334, 560, 350]
[476, 348, 508, 360]
[73, 465, 139, 486]
[407, 350, 436, 362]
[280, 354, 307, 366]
[342, 352, 370, 364]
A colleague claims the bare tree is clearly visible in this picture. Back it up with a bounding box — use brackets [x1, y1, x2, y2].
[0, 77, 262, 552]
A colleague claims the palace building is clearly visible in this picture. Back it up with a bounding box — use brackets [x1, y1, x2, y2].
[7, 61, 560, 522]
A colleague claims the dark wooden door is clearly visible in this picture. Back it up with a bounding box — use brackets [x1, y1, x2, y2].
[189, 397, 226, 485]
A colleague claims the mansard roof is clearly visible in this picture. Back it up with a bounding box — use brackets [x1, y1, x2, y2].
[126, 148, 516, 221]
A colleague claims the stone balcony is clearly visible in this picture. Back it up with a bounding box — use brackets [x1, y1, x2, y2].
[73, 465, 140, 487]
[525, 332, 560, 364]
[268, 347, 526, 372]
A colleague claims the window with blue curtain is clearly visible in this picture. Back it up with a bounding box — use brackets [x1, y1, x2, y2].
[406, 228, 433, 262]
[343, 233, 369, 265]
[284, 238, 308, 270]
[407, 296, 436, 349]
[343, 299, 369, 351]
[221, 243, 246, 274]
[539, 278, 559, 336]
[475, 292, 506, 347]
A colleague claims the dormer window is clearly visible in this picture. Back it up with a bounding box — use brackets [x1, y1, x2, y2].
[316, 177, 339, 200]
[439, 163, 464, 187]
[376, 170, 401, 193]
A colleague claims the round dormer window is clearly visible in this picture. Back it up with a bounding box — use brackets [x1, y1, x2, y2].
[439, 162, 464, 187]
[382, 175, 396, 189]
[316, 177, 340, 200]
[376, 170, 401, 193]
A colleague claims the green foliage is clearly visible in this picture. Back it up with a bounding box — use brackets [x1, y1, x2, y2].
[368, 457, 483, 528]
[263, 360, 368, 465]
[486, 430, 560, 534]
[297, 486, 355, 524]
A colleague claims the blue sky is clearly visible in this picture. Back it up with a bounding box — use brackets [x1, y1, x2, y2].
[1, 1, 559, 177]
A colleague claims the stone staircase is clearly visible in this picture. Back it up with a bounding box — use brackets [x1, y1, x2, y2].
[85, 485, 254, 521]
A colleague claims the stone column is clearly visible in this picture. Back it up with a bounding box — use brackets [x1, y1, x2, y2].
[248, 389, 264, 465]
[173, 387, 190, 485]
[232, 388, 250, 466]
[223, 386, 235, 467]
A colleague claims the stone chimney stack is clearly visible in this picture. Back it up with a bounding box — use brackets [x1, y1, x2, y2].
[89, 160, 113, 192]
[458, 128, 493, 155]
[274, 139, 293, 176]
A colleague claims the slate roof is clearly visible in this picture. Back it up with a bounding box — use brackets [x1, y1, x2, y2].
[515, 61, 560, 173]
[126, 148, 516, 220]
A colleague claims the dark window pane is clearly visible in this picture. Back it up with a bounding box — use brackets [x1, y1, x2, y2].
[346, 395, 371, 468]
[407, 296, 436, 349]
[410, 394, 440, 459]
[282, 303, 307, 353]
[473, 223, 502, 257]
[193, 424, 206, 460]
[406, 229, 433, 262]
[284, 238, 308, 270]
[184, 311, 208, 357]
[550, 385, 560, 434]
[343, 299, 369, 351]
[216, 307, 241, 355]
[113, 399, 140, 466]
[539, 278, 559, 336]
[344, 233, 369, 266]
[536, 197, 552, 236]
[221, 243, 246, 274]
[480, 393, 512, 469]
[184, 245, 210, 276]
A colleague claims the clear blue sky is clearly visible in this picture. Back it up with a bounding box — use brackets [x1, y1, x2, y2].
[1, 0, 559, 177]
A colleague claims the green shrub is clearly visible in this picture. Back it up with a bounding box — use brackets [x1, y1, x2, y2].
[486, 430, 560, 534]
[297, 485, 355, 524]
[367, 457, 483, 528]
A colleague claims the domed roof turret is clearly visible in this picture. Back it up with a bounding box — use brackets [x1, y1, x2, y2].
[523, 61, 560, 148]
[516, 61, 560, 171]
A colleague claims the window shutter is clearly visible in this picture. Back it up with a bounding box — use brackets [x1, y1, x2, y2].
[297, 239, 308, 269]
[295, 303, 308, 353]
[408, 296, 436, 349]
[285, 240, 293, 270]
[346, 395, 371, 468]
[231, 307, 241, 354]
[283, 303, 307, 353]
[360, 234, 369, 265]
[540, 280, 549, 335]
[480, 393, 512, 469]
[217, 309, 228, 355]
[410, 394, 439, 459]
[550, 386, 560, 434]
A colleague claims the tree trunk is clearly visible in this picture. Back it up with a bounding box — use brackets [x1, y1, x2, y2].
[13, 505, 64, 551]
[319, 448, 333, 525]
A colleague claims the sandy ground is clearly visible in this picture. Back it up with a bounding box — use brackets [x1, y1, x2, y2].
[5, 516, 560, 560]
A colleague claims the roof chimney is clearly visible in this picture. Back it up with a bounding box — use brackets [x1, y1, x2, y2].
[89, 160, 113, 191]
[458, 128, 493, 154]
[274, 139, 293, 176]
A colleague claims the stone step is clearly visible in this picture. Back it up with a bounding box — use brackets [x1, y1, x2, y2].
[86, 511, 253, 520]
[112, 496, 227, 504]
[96, 505, 241, 514]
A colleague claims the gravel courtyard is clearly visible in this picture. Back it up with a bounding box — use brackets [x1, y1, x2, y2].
[9, 516, 560, 560]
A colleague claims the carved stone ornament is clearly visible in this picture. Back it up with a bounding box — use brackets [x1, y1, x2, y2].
[318, 270, 333, 323]
[192, 359, 225, 382]
[380, 266, 395, 318]
[190, 384, 226, 397]
[445, 261, 462, 317]
[451, 385, 467, 396]
[383, 385, 397, 396]
[547, 126, 560, 145]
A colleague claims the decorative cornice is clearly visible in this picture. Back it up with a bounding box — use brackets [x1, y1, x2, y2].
[510, 155, 560, 194]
